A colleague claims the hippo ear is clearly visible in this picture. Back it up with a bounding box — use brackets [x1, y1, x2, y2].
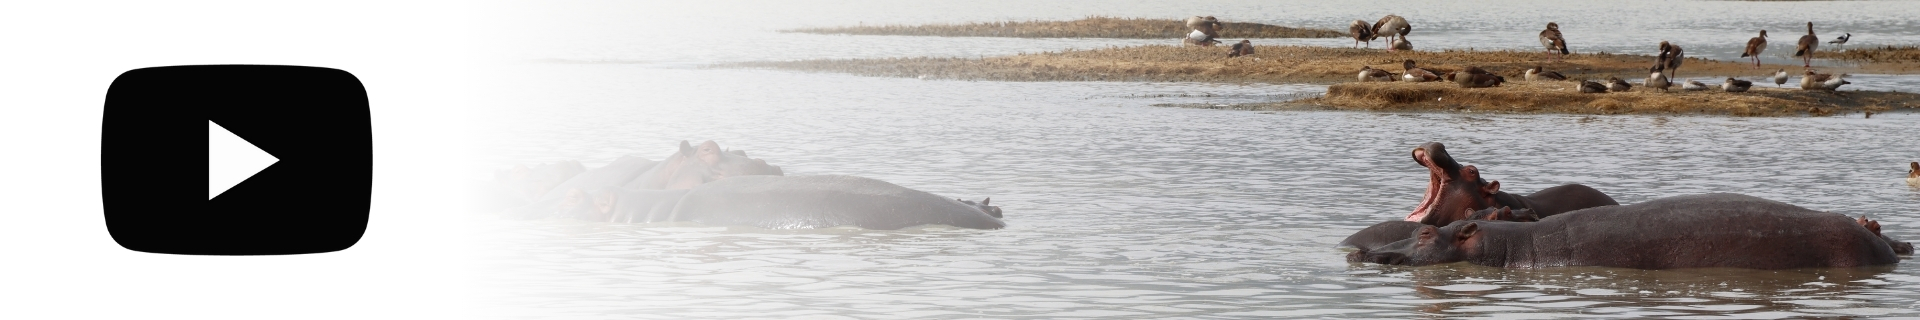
[1482, 180, 1501, 196]
[982, 197, 991, 206]
[678, 140, 695, 155]
[1456, 222, 1480, 242]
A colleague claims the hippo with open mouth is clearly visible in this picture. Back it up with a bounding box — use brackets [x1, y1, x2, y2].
[1340, 142, 1619, 251]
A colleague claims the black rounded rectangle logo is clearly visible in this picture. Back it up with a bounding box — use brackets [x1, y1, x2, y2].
[103, 65, 372, 255]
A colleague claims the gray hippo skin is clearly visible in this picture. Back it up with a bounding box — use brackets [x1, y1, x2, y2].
[588, 175, 1004, 230]
[1352, 193, 1901, 269]
[626, 140, 784, 190]
[1339, 207, 1537, 251]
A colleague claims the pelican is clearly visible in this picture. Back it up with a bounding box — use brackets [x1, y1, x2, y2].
[1800, 69, 1849, 91]
[1659, 41, 1685, 79]
[1524, 66, 1567, 81]
[1539, 22, 1569, 62]
[1391, 36, 1413, 51]
[1372, 15, 1411, 51]
[1794, 22, 1818, 68]
[1646, 65, 1671, 92]
[1773, 69, 1789, 87]
[1741, 30, 1768, 69]
[1607, 76, 1633, 92]
[1722, 78, 1752, 92]
[1349, 20, 1375, 48]
[1402, 60, 1441, 82]
[1228, 40, 1254, 57]
[1682, 79, 1708, 91]
[1579, 80, 1608, 93]
[1828, 33, 1850, 50]
[1359, 66, 1396, 82]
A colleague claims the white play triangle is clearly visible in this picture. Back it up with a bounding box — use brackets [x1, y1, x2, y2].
[209, 120, 281, 200]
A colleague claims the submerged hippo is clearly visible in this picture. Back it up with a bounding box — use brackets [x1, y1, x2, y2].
[627, 140, 784, 190]
[1340, 206, 1536, 252]
[1351, 193, 1901, 269]
[587, 175, 1004, 230]
[1405, 142, 1618, 226]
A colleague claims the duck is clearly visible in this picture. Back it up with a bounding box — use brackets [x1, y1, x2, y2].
[1372, 15, 1411, 51]
[1800, 69, 1849, 91]
[1722, 78, 1752, 92]
[1358, 66, 1397, 82]
[1607, 76, 1633, 92]
[1658, 41, 1685, 79]
[1908, 162, 1919, 186]
[1828, 32, 1850, 50]
[1773, 69, 1789, 87]
[1524, 65, 1567, 81]
[1455, 72, 1505, 88]
[1401, 60, 1441, 82]
[1795, 22, 1819, 68]
[1227, 40, 1254, 57]
[1391, 36, 1413, 51]
[1741, 30, 1768, 69]
[1539, 22, 1569, 62]
[1646, 65, 1671, 92]
[1349, 20, 1375, 48]
[1579, 80, 1608, 93]
[1682, 79, 1708, 91]
[1184, 29, 1220, 46]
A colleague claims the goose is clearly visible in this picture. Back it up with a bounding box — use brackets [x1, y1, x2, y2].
[1722, 78, 1752, 92]
[1908, 162, 1919, 186]
[1579, 80, 1608, 93]
[1359, 66, 1397, 82]
[1524, 65, 1567, 81]
[1741, 30, 1768, 69]
[1828, 33, 1850, 50]
[1372, 15, 1411, 51]
[1391, 36, 1413, 51]
[1800, 69, 1849, 91]
[1773, 69, 1789, 87]
[1646, 65, 1671, 92]
[1794, 22, 1818, 68]
[1402, 60, 1441, 82]
[1539, 22, 1569, 62]
[1456, 72, 1505, 88]
[1185, 16, 1223, 38]
[1659, 41, 1684, 79]
[1349, 20, 1375, 48]
[1227, 40, 1254, 57]
[1682, 79, 1708, 91]
[1184, 29, 1220, 46]
[1607, 76, 1633, 92]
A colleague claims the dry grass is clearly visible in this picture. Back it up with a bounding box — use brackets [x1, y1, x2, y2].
[721, 45, 1863, 84]
[781, 16, 1343, 39]
[1815, 46, 1920, 62]
[1261, 81, 1919, 116]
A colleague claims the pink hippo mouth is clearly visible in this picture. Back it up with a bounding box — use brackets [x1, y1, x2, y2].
[1405, 147, 1446, 223]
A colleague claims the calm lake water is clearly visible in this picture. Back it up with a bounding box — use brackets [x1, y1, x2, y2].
[467, 1, 1920, 318]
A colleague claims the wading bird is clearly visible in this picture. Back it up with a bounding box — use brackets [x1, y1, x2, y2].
[1741, 30, 1768, 69]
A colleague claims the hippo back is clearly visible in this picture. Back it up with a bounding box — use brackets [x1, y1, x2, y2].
[1541, 193, 1899, 269]
[667, 175, 1005, 230]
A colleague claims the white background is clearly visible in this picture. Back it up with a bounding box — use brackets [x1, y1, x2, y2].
[3, 1, 477, 318]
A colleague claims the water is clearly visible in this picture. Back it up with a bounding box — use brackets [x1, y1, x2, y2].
[468, 1, 1920, 318]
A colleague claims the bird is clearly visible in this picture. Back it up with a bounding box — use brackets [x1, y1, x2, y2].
[1722, 78, 1752, 92]
[1682, 79, 1708, 91]
[1524, 65, 1567, 81]
[1607, 76, 1633, 92]
[1402, 60, 1441, 82]
[1391, 36, 1413, 51]
[1539, 22, 1569, 62]
[1372, 15, 1411, 51]
[1646, 65, 1671, 92]
[1579, 80, 1608, 93]
[1658, 41, 1685, 79]
[1184, 29, 1220, 46]
[1773, 69, 1789, 87]
[1358, 66, 1397, 82]
[1828, 33, 1850, 50]
[1794, 22, 1819, 68]
[1455, 72, 1505, 88]
[1459, 66, 1493, 75]
[1908, 162, 1919, 186]
[1184, 16, 1224, 47]
[1349, 20, 1375, 48]
[1741, 30, 1768, 69]
[1800, 69, 1849, 91]
[1228, 40, 1254, 57]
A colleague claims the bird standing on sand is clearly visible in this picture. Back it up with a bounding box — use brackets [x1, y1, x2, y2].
[1228, 40, 1255, 57]
[1658, 41, 1685, 79]
[1372, 15, 1411, 51]
[1349, 20, 1376, 48]
[1402, 60, 1441, 82]
[1607, 76, 1633, 92]
[1646, 65, 1671, 92]
[1800, 69, 1849, 91]
[1539, 22, 1570, 62]
[1828, 33, 1850, 50]
[1682, 79, 1708, 91]
[1794, 22, 1819, 68]
[1358, 66, 1397, 82]
[1579, 80, 1608, 93]
[1722, 78, 1752, 92]
[1524, 66, 1567, 81]
[1741, 30, 1768, 69]
[1773, 69, 1789, 87]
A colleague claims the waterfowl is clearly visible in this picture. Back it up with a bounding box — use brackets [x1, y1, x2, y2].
[1460, 66, 1493, 75]
[1741, 30, 1768, 69]
[1372, 15, 1411, 51]
[1722, 78, 1752, 92]
[1794, 22, 1818, 68]
[1184, 29, 1220, 46]
[1658, 41, 1684, 79]
[1524, 66, 1566, 81]
[1358, 66, 1396, 82]
[1646, 65, 1671, 92]
[1539, 22, 1569, 62]
[1607, 76, 1633, 92]
[1908, 162, 1919, 186]
[1186, 16, 1223, 38]
[1391, 36, 1413, 51]
[1455, 72, 1505, 88]
[1349, 20, 1375, 48]
[1682, 79, 1708, 91]
[1773, 69, 1789, 87]
[1579, 80, 1608, 93]
[1227, 40, 1254, 57]
[1828, 33, 1850, 50]
[1402, 60, 1441, 82]
[1800, 69, 1849, 91]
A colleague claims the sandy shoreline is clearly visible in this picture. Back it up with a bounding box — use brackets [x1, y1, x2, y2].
[781, 16, 1343, 39]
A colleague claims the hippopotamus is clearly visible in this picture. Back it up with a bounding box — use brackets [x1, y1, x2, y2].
[1857, 215, 1915, 255]
[1351, 193, 1902, 269]
[1405, 142, 1618, 226]
[1339, 206, 1537, 252]
[626, 140, 784, 190]
[582, 175, 1004, 230]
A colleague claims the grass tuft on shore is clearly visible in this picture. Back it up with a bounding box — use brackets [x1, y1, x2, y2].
[781, 16, 1343, 39]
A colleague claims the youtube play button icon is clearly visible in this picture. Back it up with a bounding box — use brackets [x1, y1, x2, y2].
[104, 65, 371, 255]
